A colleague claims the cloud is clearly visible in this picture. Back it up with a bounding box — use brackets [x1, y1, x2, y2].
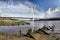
[0, 0, 46, 18]
[47, 8, 60, 14]
[0, 1, 44, 18]
[35, 7, 60, 18]
[46, 8, 60, 18]
[0, 0, 60, 18]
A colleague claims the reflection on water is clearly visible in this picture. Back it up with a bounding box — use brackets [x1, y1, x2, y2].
[0, 25, 32, 35]
[0, 20, 60, 35]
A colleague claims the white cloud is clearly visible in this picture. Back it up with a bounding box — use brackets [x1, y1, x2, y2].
[0, 1, 39, 18]
[46, 8, 60, 18]
[0, 1, 60, 18]
[0, 1, 46, 18]
[47, 8, 60, 14]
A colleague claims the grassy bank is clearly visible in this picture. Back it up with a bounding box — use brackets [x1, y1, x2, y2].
[0, 17, 30, 26]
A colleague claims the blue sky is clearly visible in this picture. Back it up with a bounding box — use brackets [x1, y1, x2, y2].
[29, 0, 58, 11]
[0, 0, 60, 18]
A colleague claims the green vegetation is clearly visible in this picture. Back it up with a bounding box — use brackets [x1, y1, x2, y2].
[0, 26, 60, 40]
[27, 28, 33, 36]
[0, 17, 30, 26]
[26, 28, 35, 39]
[0, 32, 6, 36]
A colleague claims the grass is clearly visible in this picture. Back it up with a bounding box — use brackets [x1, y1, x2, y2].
[0, 32, 6, 36]
[0, 17, 30, 26]
[0, 29, 60, 40]
[0, 17, 59, 40]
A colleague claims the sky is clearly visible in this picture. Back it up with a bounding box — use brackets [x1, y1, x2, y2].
[0, 0, 60, 18]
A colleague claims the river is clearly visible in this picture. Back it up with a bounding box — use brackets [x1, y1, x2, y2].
[0, 20, 60, 35]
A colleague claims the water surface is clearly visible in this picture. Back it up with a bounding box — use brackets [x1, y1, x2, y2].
[0, 20, 60, 35]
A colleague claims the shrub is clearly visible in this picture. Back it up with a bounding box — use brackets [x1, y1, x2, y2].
[26, 28, 35, 39]
[0, 32, 6, 35]
[27, 28, 32, 35]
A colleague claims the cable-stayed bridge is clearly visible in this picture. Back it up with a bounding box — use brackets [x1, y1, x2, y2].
[2, 17, 60, 21]
[2, 17, 39, 20]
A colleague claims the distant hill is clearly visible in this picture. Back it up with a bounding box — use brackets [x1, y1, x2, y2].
[0, 17, 30, 26]
[39, 17, 60, 21]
